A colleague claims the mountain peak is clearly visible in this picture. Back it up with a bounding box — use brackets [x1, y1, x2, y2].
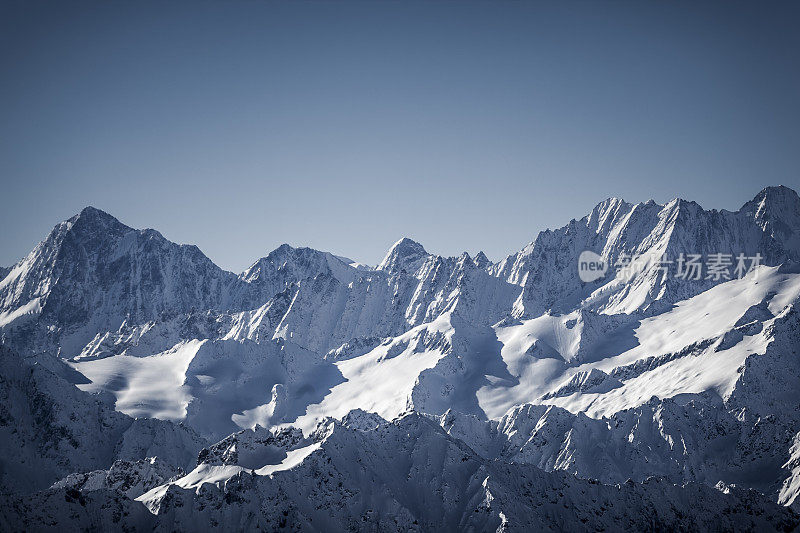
[585, 196, 633, 233]
[474, 251, 490, 268]
[739, 185, 800, 220]
[72, 205, 118, 222]
[760, 184, 797, 196]
[79, 205, 106, 216]
[741, 185, 799, 211]
[737, 185, 800, 254]
[66, 206, 131, 238]
[755, 184, 799, 205]
[597, 196, 628, 209]
[393, 237, 426, 250]
[377, 237, 428, 272]
[663, 197, 702, 214]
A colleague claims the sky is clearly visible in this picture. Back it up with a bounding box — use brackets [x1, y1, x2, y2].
[1, 1, 799, 272]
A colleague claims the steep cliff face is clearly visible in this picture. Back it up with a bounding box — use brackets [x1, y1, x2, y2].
[0, 207, 247, 357]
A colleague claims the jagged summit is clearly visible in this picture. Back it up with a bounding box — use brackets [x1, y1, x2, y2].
[663, 196, 699, 208]
[750, 184, 800, 203]
[740, 184, 800, 216]
[376, 237, 429, 272]
[243, 244, 362, 276]
[273, 243, 295, 254]
[473, 251, 491, 269]
[585, 196, 634, 233]
[236, 243, 361, 314]
[739, 185, 800, 251]
[74, 205, 116, 219]
[593, 196, 631, 210]
[65, 206, 131, 235]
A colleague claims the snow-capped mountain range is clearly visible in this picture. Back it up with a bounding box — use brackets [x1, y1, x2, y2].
[1, 185, 799, 531]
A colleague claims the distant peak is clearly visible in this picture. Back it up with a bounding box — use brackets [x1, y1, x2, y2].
[586, 196, 632, 230]
[763, 184, 796, 193]
[243, 244, 300, 272]
[377, 237, 428, 272]
[274, 243, 295, 253]
[740, 185, 800, 213]
[80, 205, 105, 216]
[755, 185, 799, 202]
[71, 205, 117, 222]
[474, 251, 490, 268]
[664, 197, 700, 211]
[387, 237, 427, 256]
[257, 244, 296, 260]
[598, 196, 627, 208]
[393, 237, 426, 251]
[590, 196, 631, 216]
[64, 206, 130, 237]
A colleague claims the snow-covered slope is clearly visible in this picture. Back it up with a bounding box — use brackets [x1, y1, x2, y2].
[0, 345, 207, 495]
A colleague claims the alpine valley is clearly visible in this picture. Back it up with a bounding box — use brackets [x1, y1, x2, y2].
[1, 185, 800, 531]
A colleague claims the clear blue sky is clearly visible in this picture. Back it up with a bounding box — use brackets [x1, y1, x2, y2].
[1, 1, 799, 271]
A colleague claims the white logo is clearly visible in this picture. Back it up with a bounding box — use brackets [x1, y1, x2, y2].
[578, 250, 607, 282]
